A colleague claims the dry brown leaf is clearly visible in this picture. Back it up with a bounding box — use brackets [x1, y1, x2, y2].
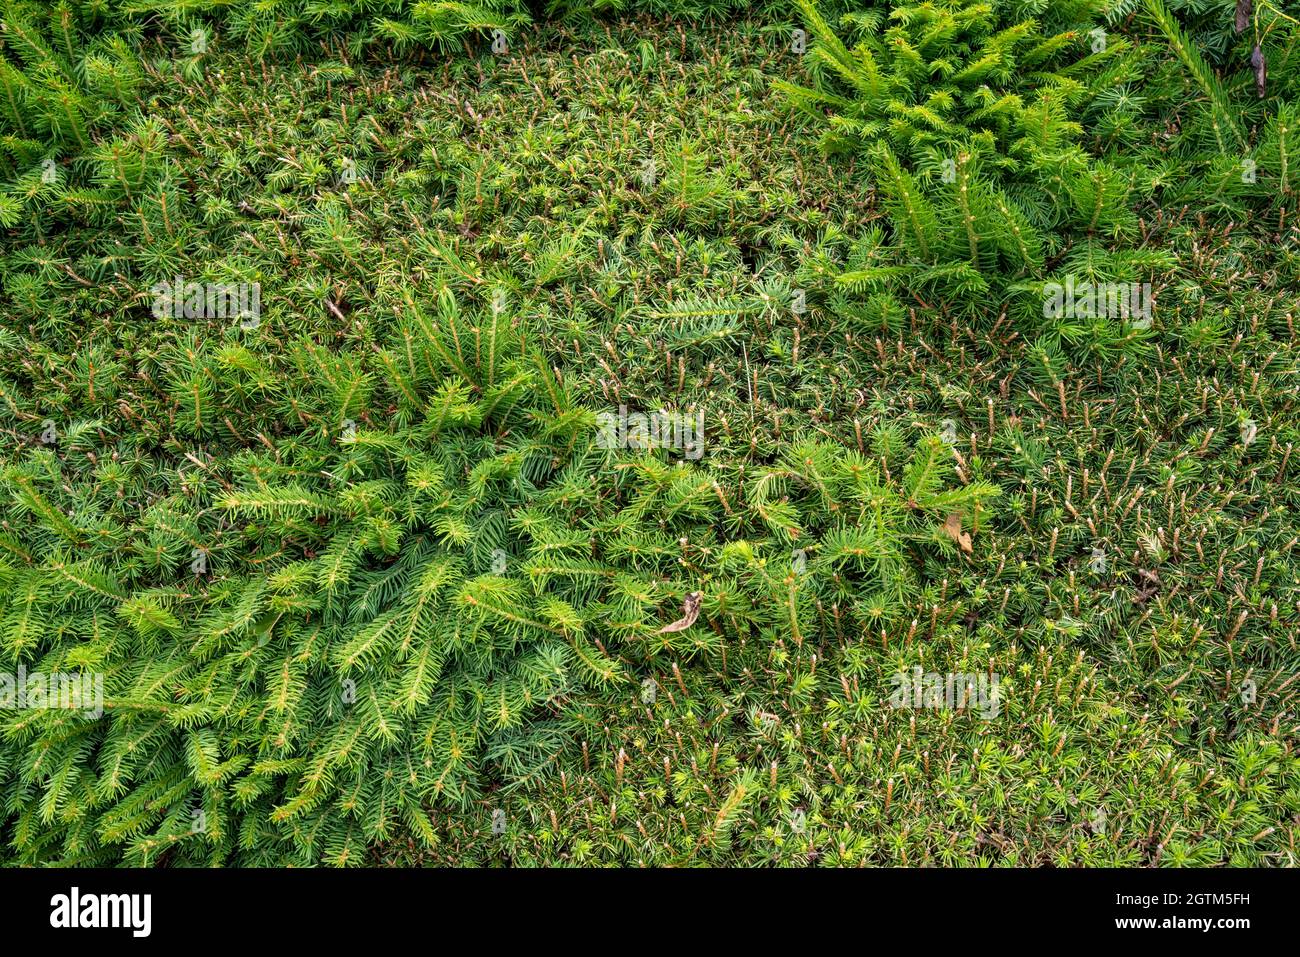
[943, 512, 973, 554]
[1252, 44, 1267, 98]
[658, 591, 702, 633]
[1235, 0, 1253, 34]
[1135, 568, 1161, 605]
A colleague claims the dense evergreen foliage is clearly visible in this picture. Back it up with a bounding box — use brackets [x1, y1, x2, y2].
[0, 1, 1296, 865]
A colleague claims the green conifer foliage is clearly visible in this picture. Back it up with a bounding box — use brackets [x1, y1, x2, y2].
[0, 263, 998, 863]
[782, 0, 1151, 299]
[0, 0, 1295, 869]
